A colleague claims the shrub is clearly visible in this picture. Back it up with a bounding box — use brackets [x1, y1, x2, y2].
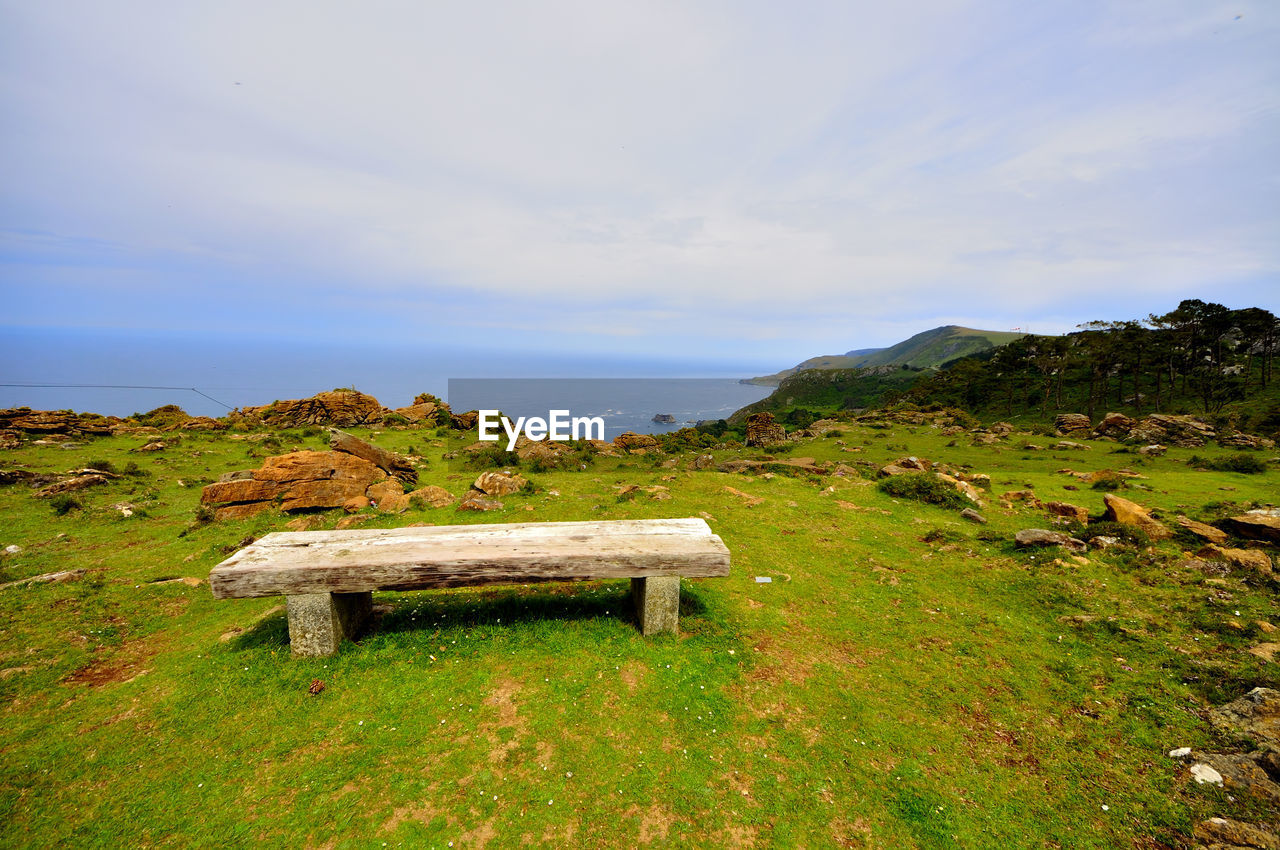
[123, 461, 146, 477]
[1090, 475, 1127, 491]
[86, 459, 116, 474]
[1064, 520, 1150, 548]
[1188, 453, 1268, 474]
[383, 413, 409, 426]
[466, 444, 519, 470]
[877, 473, 970, 509]
[50, 495, 82, 516]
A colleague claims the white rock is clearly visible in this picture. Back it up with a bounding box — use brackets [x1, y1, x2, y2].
[1168, 747, 1191, 758]
[1190, 763, 1223, 785]
[3, 545, 21, 554]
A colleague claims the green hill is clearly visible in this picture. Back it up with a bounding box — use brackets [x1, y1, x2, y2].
[744, 326, 1025, 386]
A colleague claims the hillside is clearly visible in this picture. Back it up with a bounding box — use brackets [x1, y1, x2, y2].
[744, 326, 1025, 386]
[729, 364, 921, 423]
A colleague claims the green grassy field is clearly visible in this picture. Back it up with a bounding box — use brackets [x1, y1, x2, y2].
[1, 423, 1276, 847]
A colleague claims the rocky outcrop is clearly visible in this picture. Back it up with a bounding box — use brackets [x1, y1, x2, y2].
[328, 430, 416, 486]
[450, 410, 480, 431]
[1015, 529, 1086, 553]
[745, 413, 786, 448]
[1092, 412, 1135, 439]
[472, 471, 527, 497]
[1129, 414, 1216, 447]
[239, 390, 384, 428]
[0, 408, 118, 436]
[1102, 493, 1173, 539]
[1221, 511, 1280, 544]
[394, 400, 447, 424]
[651, 414, 676, 424]
[200, 433, 429, 520]
[1053, 413, 1091, 435]
[175, 416, 225, 431]
[613, 432, 660, 454]
[1197, 544, 1273, 578]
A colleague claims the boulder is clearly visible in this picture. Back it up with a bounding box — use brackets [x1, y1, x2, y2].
[1193, 817, 1280, 850]
[1092, 412, 1135, 439]
[1046, 501, 1088, 523]
[1210, 688, 1280, 750]
[1053, 441, 1090, 451]
[1129, 414, 1215, 448]
[34, 474, 111, 498]
[394, 401, 443, 424]
[1101, 493, 1172, 539]
[1136, 444, 1166, 456]
[367, 479, 410, 514]
[176, 416, 224, 431]
[744, 413, 786, 448]
[0, 431, 19, 450]
[1219, 430, 1277, 449]
[472, 471, 527, 497]
[691, 454, 714, 470]
[201, 451, 385, 519]
[329, 430, 416, 486]
[1175, 515, 1227, 545]
[988, 421, 1015, 436]
[0, 407, 117, 436]
[1186, 750, 1280, 806]
[1001, 490, 1042, 507]
[1053, 413, 1092, 435]
[1197, 544, 1274, 577]
[1221, 513, 1280, 544]
[458, 493, 502, 511]
[936, 473, 983, 506]
[613, 432, 660, 454]
[651, 414, 676, 424]
[1015, 529, 1086, 553]
[959, 508, 986, 524]
[896, 456, 931, 471]
[450, 410, 480, 431]
[877, 463, 912, 478]
[406, 486, 455, 508]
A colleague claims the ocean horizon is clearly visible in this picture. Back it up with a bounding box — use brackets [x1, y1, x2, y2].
[0, 327, 776, 428]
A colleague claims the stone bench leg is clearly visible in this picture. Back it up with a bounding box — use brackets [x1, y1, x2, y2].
[631, 576, 679, 636]
[286, 592, 372, 657]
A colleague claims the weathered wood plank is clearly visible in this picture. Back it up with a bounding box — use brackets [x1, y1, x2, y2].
[210, 518, 728, 599]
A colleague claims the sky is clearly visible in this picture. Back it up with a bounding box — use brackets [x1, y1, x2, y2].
[2, 0, 1278, 385]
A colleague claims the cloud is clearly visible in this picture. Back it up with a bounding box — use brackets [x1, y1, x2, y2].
[1, 0, 1276, 363]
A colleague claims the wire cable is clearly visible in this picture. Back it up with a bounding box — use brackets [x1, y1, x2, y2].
[0, 383, 235, 410]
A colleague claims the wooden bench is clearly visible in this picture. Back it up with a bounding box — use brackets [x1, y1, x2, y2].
[209, 518, 730, 656]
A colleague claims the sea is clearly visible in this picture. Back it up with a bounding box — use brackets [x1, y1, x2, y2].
[0, 327, 774, 436]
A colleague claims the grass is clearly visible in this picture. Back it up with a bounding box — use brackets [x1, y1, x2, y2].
[0, 422, 1276, 846]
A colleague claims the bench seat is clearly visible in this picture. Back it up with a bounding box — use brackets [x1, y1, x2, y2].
[209, 518, 730, 656]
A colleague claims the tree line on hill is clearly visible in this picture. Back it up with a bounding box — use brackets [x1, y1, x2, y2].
[890, 300, 1278, 429]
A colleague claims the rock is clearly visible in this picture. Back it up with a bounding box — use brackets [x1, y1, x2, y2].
[1190, 751, 1280, 805]
[960, 508, 986, 524]
[1014, 529, 1087, 553]
[0, 431, 20, 450]
[394, 401, 443, 424]
[1222, 514, 1280, 544]
[285, 516, 322, 531]
[1001, 490, 1042, 507]
[651, 414, 676, 424]
[936, 473, 983, 505]
[450, 410, 480, 431]
[217, 470, 254, 483]
[970, 433, 1002, 445]
[1189, 762, 1224, 786]
[137, 441, 166, 452]
[176, 416, 224, 431]
[877, 463, 912, 478]
[367, 479, 410, 514]
[342, 496, 371, 513]
[1220, 430, 1277, 449]
[458, 493, 503, 511]
[896, 456, 931, 471]
[745, 413, 786, 448]
[1175, 515, 1228, 545]
[0, 407, 117, 436]
[1053, 441, 1090, 451]
[329, 430, 416, 486]
[335, 515, 373, 529]
[1092, 412, 1136, 439]
[613, 432, 660, 453]
[3, 545, 21, 554]
[1129, 413, 1216, 447]
[201, 450, 385, 518]
[240, 390, 384, 428]
[1209, 688, 1280, 750]
[406, 486, 455, 508]
[1101, 493, 1172, 539]
[1193, 817, 1280, 850]
[691, 454, 714, 470]
[969, 473, 991, 490]
[34, 474, 111, 498]
[472, 471, 527, 497]
[1135, 444, 1166, 457]
[0, 569, 86, 589]
[1054, 413, 1092, 435]
[1046, 501, 1088, 523]
[1090, 535, 1120, 549]
[988, 421, 1015, 436]
[1197, 544, 1273, 577]
[723, 486, 764, 507]
[1249, 643, 1280, 663]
